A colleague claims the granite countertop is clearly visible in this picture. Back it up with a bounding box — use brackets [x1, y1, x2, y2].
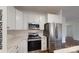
[54, 45, 79, 53]
[7, 30, 45, 53]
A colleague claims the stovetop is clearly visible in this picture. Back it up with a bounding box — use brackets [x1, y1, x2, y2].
[28, 36, 41, 39]
[28, 33, 41, 40]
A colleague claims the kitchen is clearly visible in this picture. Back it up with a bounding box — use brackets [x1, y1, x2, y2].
[7, 6, 66, 53]
[0, 6, 79, 53]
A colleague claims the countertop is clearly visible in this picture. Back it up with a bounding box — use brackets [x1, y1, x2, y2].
[7, 30, 47, 53]
[54, 45, 79, 53]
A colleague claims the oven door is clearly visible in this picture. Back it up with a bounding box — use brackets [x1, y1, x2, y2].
[28, 40, 41, 51]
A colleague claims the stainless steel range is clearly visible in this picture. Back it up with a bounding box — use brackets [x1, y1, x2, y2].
[28, 33, 41, 52]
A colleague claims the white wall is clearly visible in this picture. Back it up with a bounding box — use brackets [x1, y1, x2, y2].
[66, 20, 79, 41]
[60, 17, 67, 43]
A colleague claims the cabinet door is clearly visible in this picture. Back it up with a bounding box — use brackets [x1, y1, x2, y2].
[16, 9, 23, 30]
[17, 39, 28, 53]
[32, 14, 40, 24]
[8, 46, 17, 53]
[48, 14, 62, 23]
[41, 36, 47, 50]
[23, 12, 29, 30]
[39, 15, 46, 30]
[7, 7, 16, 30]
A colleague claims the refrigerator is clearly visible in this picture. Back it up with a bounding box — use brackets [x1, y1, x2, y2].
[43, 23, 62, 52]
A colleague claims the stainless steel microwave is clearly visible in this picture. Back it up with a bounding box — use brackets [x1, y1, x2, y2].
[28, 23, 40, 30]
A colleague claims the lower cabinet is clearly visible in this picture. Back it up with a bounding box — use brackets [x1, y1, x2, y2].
[8, 46, 17, 53]
[41, 36, 47, 51]
[17, 39, 28, 53]
[16, 9, 23, 30]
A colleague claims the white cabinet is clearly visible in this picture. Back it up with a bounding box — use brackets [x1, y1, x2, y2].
[8, 45, 17, 53]
[41, 36, 47, 50]
[17, 39, 28, 53]
[23, 12, 29, 30]
[7, 7, 24, 30]
[39, 14, 46, 30]
[7, 7, 16, 30]
[7, 9, 47, 30]
[16, 9, 23, 30]
[28, 14, 40, 24]
[23, 12, 40, 30]
[23, 12, 47, 30]
[48, 14, 62, 23]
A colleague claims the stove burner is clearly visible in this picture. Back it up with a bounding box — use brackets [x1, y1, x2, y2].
[28, 33, 41, 39]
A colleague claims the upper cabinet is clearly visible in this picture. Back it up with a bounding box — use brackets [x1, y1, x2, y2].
[7, 7, 16, 30]
[7, 7, 64, 30]
[16, 9, 23, 30]
[48, 14, 63, 23]
[39, 14, 47, 30]
[7, 7, 24, 30]
[23, 12, 40, 30]
[23, 11, 47, 30]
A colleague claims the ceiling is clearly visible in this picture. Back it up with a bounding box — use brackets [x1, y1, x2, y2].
[15, 6, 61, 14]
[15, 6, 79, 22]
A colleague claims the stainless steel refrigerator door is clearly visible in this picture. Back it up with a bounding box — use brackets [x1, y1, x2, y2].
[48, 23, 55, 52]
[54, 23, 62, 49]
[48, 23, 62, 52]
